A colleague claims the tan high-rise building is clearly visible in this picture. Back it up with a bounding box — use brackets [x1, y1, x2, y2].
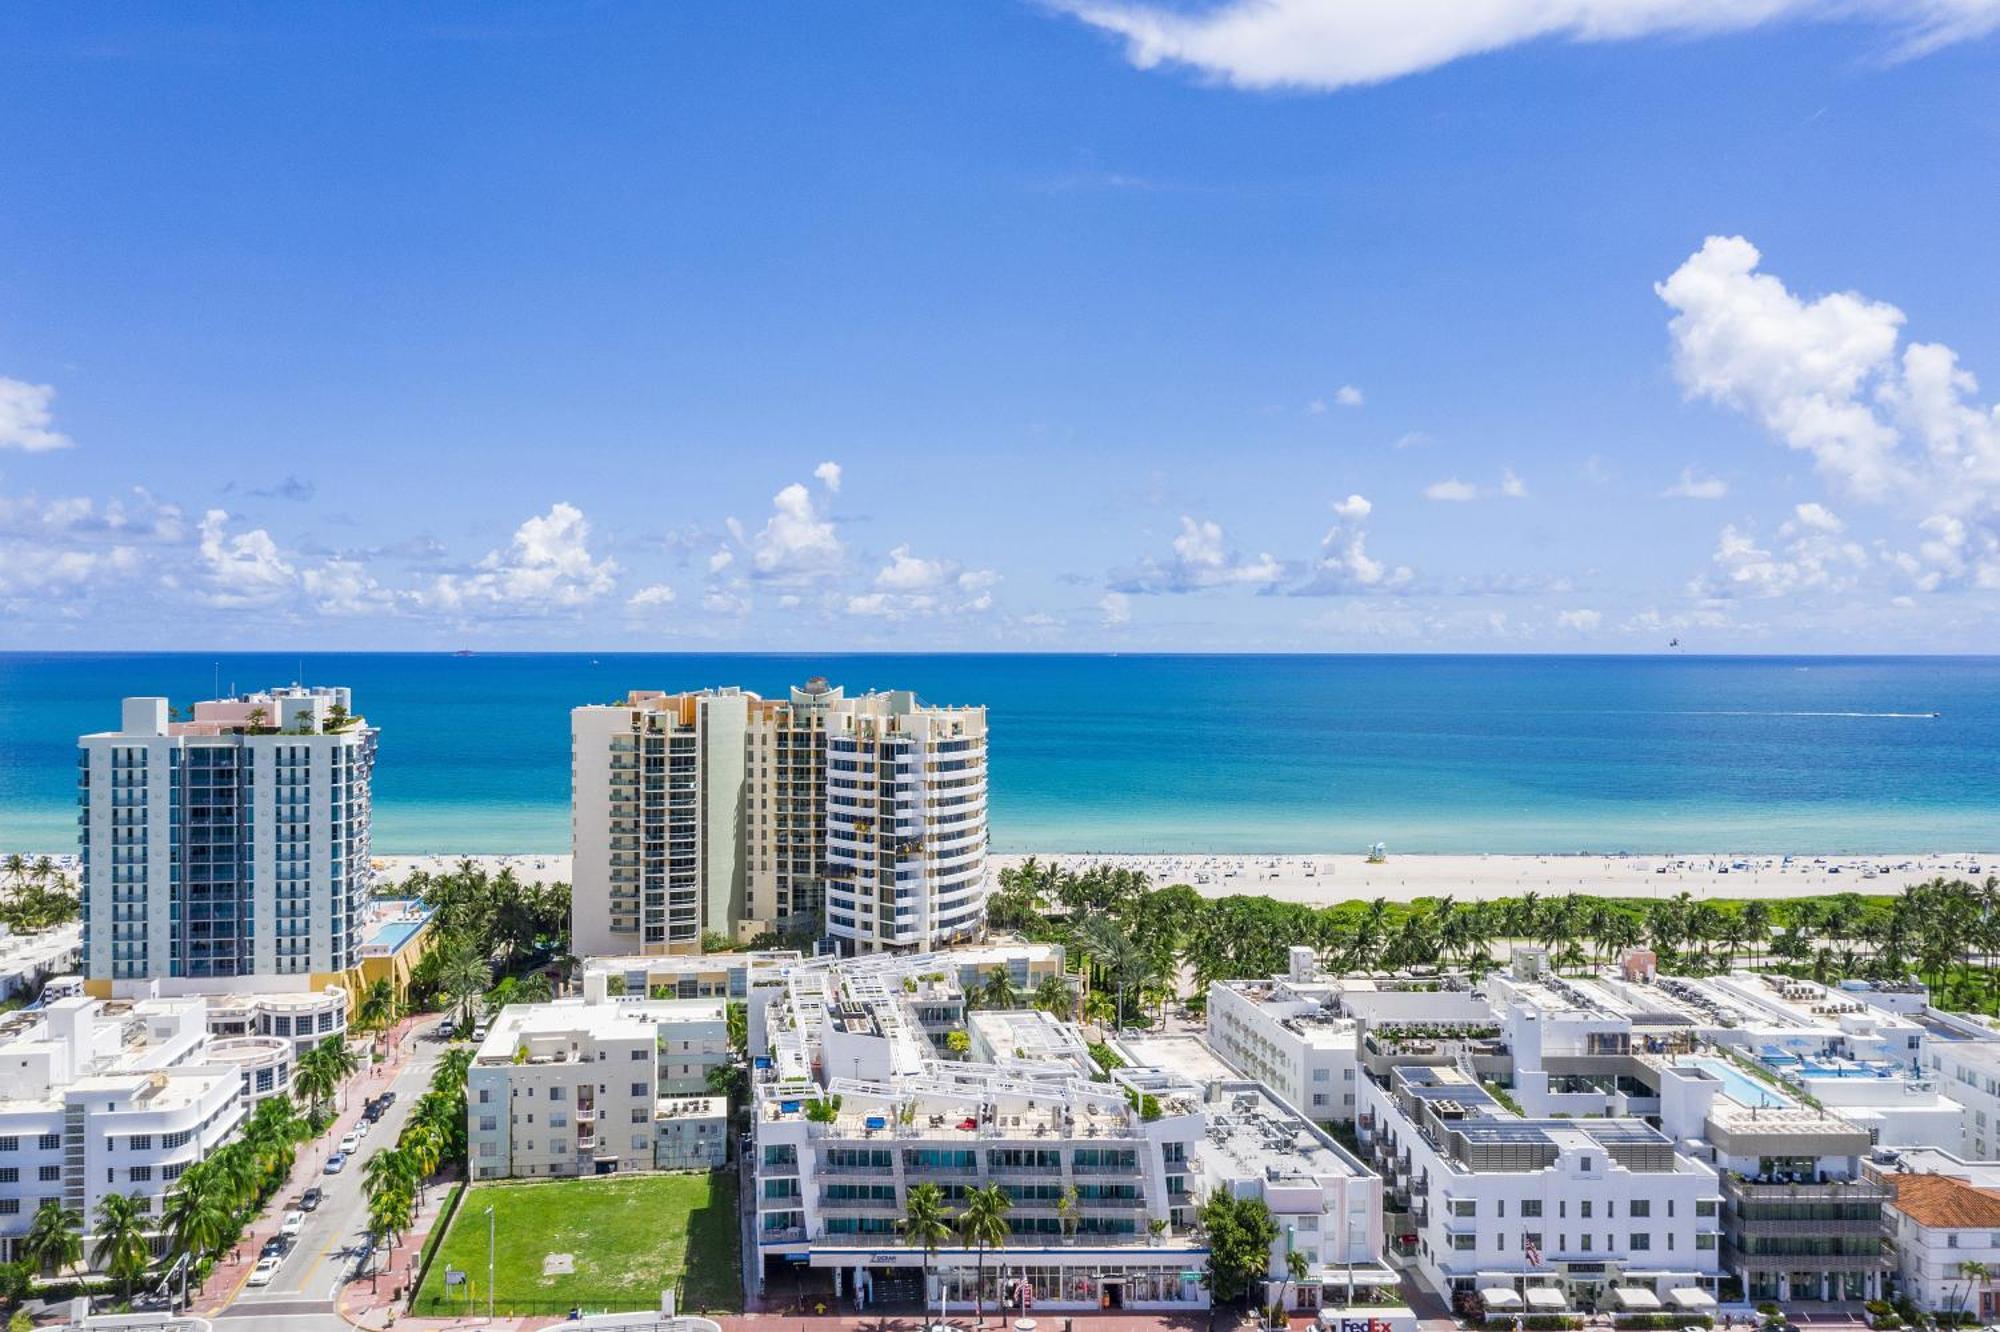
[570, 679, 987, 957]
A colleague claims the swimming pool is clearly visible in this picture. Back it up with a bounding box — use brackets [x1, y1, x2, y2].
[1685, 1056, 1794, 1109]
[365, 919, 426, 952]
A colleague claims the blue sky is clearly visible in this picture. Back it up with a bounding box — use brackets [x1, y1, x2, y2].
[2, 1, 1998, 652]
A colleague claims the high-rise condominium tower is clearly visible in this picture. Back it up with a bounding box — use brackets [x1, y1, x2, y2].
[78, 686, 376, 984]
[570, 679, 986, 956]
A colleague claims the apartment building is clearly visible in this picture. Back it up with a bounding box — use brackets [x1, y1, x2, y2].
[1910, 1015, 2000, 1157]
[1358, 1064, 1723, 1310]
[0, 996, 245, 1265]
[465, 983, 730, 1180]
[571, 680, 988, 957]
[1206, 948, 1364, 1125]
[78, 687, 375, 986]
[822, 690, 987, 954]
[746, 947, 1390, 1315]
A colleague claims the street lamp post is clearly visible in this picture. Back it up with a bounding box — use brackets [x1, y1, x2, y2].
[485, 1204, 496, 1322]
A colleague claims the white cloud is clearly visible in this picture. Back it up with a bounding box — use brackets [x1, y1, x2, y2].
[1331, 494, 1373, 521]
[195, 510, 296, 608]
[1334, 384, 1364, 408]
[1099, 591, 1132, 626]
[706, 548, 734, 573]
[1115, 515, 1285, 593]
[300, 559, 395, 616]
[627, 583, 677, 609]
[1392, 431, 1429, 450]
[814, 460, 843, 493]
[876, 544, 951, 592]
[742, 481, 844, 582]
[0, 378, 72, 452]
[1698, 503, 1870, 599]
[1662, 235, 2000, 592]
[1662, 466, 1729, 500]
[1556, 609, 1603, 631]
[846, 544, 1001, 619]
[422, 502, 619, 609]
[1424, 478, 1477, 502]
[1500, 468, 1528, 499]
[0, 544, 140, 598]
[1057, 0, 2000, 92]
[1298, 528, 1413, 595]
[703, 588, 750, 617]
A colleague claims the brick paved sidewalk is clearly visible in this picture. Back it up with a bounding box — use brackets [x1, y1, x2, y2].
[190, 1015, 426, 1318]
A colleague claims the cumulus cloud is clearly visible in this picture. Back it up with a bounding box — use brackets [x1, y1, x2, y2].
[300, 558, 396, 616]
[1112, 516, 1285, 593]
[1697, 503, 1870, 599]
[1500, 468, 1528, 499]
[1661, 235, 2000, 592]
[1334, 384, 1364, 408]
[1331, 494, 1373, 521]
[196, 510, 297, 608]
[1556, 608, 1603, 631]
[1424, 478, 1477, 502]
[0, 378, 72, 452]
[0, 544, 141, 599]
[735, 481, 844, 582]
[1099, 591, 1132, 626]
[421, 502, 619, 610]
[845, 544, 1001, 618]
[814, 460, 843, 493]
[1663, 466, 1729, 500]
[1057, 0, 2000, 92]
[627, 583, 677, 609]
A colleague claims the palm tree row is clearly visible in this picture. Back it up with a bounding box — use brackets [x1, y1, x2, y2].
[0, 852, 80, 933]
[360, 1045, 474, 1287]
[294, 1035, 361, 1126]
[991, 859, 2000, 1019]
[902, 1181, 1012, 1323]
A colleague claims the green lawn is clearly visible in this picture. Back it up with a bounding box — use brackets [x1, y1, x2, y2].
[411, 1170, 739, 1317]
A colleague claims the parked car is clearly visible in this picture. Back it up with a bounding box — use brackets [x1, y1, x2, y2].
[436, 1018, 454, 1039]
[323, 1152, 346, 1175]
[259, 1236, 287, 1261]
[338, 1130, 361, 1154]
[248, 1256, 281, 1287]
[280, 1210, 305, 1237]
[300, 1186, 323, 1211]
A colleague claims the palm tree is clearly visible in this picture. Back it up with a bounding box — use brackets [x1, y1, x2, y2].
[957, 1184, 1011, 1326]
[902, 1182, 954, 1318]
[439, 940, 491, 1029]
[356, 978, 399, 1033]
[979, 967, 1015, 1010]
[93, 1192, 153, 1301]
[1055, 1184, 1078, 1238]
[1282, 1247, 1310, 1313]
[1032, 973, 1073, 1019]
[21, 1200, 82, 1281]
[365, 1183, 414, 1291]
[161, 1170, 234, 1271]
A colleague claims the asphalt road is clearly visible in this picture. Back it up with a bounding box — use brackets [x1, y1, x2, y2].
[222, 1028, 450, 1319]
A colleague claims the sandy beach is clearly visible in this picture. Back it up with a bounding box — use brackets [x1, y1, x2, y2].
[12, 847, 1989, 907]
[990, 850, 1998, 905]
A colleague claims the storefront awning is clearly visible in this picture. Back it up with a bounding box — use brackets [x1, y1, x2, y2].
[1480, 1289, 1524, 1310]
[1611, 1288, 1662, 1311]
[1668, 1289, 1717, 1311]
[1526, 1289, 1568, 1312]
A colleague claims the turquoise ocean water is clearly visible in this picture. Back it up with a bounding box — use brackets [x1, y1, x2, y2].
[2, 653, 1996, 856]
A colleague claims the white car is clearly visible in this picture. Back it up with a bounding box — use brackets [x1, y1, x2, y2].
[338, 1131, 362, 1155]
[248, 1256, 282, 1287]
[280, 1210, 305, 1237]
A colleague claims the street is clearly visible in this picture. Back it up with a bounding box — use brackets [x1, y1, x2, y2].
[214, 1025, 449, 1324]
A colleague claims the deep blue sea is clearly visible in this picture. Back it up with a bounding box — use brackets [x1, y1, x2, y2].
[3, 653, 1997, 856]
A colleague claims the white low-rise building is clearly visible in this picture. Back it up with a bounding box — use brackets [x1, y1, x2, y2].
[1359, 1064, 1723, 1311]
[749, 947, 1393, 1315]
[1207, 948, 1363, 1124]
[1882, 1171, 2000, 1317]
[0, 996, 245, 1264]
[466, 986, 730, 1180]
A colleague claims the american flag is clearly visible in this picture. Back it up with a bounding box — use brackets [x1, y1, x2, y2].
[1524, 1235, 1542, 1267]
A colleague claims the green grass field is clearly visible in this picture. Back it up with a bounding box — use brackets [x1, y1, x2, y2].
[411, 1170, 739, 1316]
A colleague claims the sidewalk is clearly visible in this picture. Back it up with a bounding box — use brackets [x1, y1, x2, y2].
[337, 1158, 465, 1328]
[190, 1014, 428, 1318]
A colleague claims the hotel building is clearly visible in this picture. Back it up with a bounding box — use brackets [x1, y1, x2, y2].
[77, 687, 376, 986]
[0, 995, 248, 1266]
[571, 680, 987, 956]
[747, 948, 1392, 1315]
